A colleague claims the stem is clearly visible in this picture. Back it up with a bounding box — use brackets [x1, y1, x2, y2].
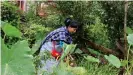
[126, 45, 131, 74]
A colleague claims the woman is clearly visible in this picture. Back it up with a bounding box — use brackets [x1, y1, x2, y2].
[36, 18, 79, 74]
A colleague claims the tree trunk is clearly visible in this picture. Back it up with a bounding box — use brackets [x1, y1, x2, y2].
[81, 38, 120, 57]
[123, 0, 128, 58]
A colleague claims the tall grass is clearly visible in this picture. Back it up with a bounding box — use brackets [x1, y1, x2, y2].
[77, 58, 119, 75]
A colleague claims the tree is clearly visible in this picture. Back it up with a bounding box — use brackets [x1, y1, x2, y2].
[123, 0, 128, 58]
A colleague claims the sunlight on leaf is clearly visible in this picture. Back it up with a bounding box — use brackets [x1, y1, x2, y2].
[2, 40, 35, 75]
[127, 34, 133, 45]
[2, 22, 22, 38]
[104, 54, 121, 68]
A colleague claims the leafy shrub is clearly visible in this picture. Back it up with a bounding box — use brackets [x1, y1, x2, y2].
[19, 22, 52, 47]
[1, 2, 22, 26]
[86, 17, 110, 48]
[44, 14, 64, 28]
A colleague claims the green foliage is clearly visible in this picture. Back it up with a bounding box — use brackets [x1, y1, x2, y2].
[2, 1, 133, 75]
[19, 22, 52, 48]
[31, 39, 42, 55]
[78, 58, 119, 75]
[1, 2, 21, 26]
[52, 61, 74, 75]
[125, 29, 133, 75]
[127, 34, 133, 45]
[121, 60, 128, 67]
[104, 54, 121, 68]
[56, 1, 109, 47]
[87, 48, 102, 56]
[44, 14, 63, 28]
[25, 2, 37, 21]
[74, 48, 83, 54]
[126, 27, 133, 34]
[1, 39, 35, 75]
[84, 55, 100, 63]
[22, 22, 51, 40]
[52, 61, 87, 75]
[60, 44, 77, 61]
[2, 22, 22, 38]
[68, 67, 87, 75]
[86, 17, 110, 47]
[101, 2, 133, 48]
[25, 2, 63, 29]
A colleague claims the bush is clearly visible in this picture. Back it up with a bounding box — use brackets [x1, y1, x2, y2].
[1, 2, 22, 26]
[19, 22, 52, 47]
[86, 17, 110, 48]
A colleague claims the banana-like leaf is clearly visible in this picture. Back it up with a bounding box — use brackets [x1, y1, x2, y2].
[60, 44, 76, 60]
[1, 39, 35, 75]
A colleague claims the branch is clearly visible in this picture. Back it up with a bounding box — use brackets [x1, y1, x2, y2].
[81, 38, 120, 57]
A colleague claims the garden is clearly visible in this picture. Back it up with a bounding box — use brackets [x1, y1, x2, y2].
[1, 1, 133, 75]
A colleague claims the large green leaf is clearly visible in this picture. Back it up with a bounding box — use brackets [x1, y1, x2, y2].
[104, 54, 121, 68]
[69, 44, 77, 54]
[127, 34, 133, 45]
[60, 44, 76, 60]
[2, 23, 22, 38]
[2, 40, 35, 75]
[1, 37, 10, 65]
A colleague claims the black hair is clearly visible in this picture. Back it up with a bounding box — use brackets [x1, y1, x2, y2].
[64, 18, 79, 28]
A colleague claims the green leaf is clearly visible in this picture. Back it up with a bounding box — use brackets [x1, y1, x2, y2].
[126, 27, 133, 34]
[129, 60, 133, 66]
[74, 48, 83, 54]
[127, 34, 133, 45]
[121, 60, 128, 67]
[2, 40, 35, 75]
[84, 55, 100, 63]
[31, 39, 42, 54]
[2, 23, 22, 38]
[69, 44, 77, 54]
[88, 48, 102, 56]
[104, 54, 121, 68]
[60, 44, 76, 60]
[1, 37, 10, 65]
